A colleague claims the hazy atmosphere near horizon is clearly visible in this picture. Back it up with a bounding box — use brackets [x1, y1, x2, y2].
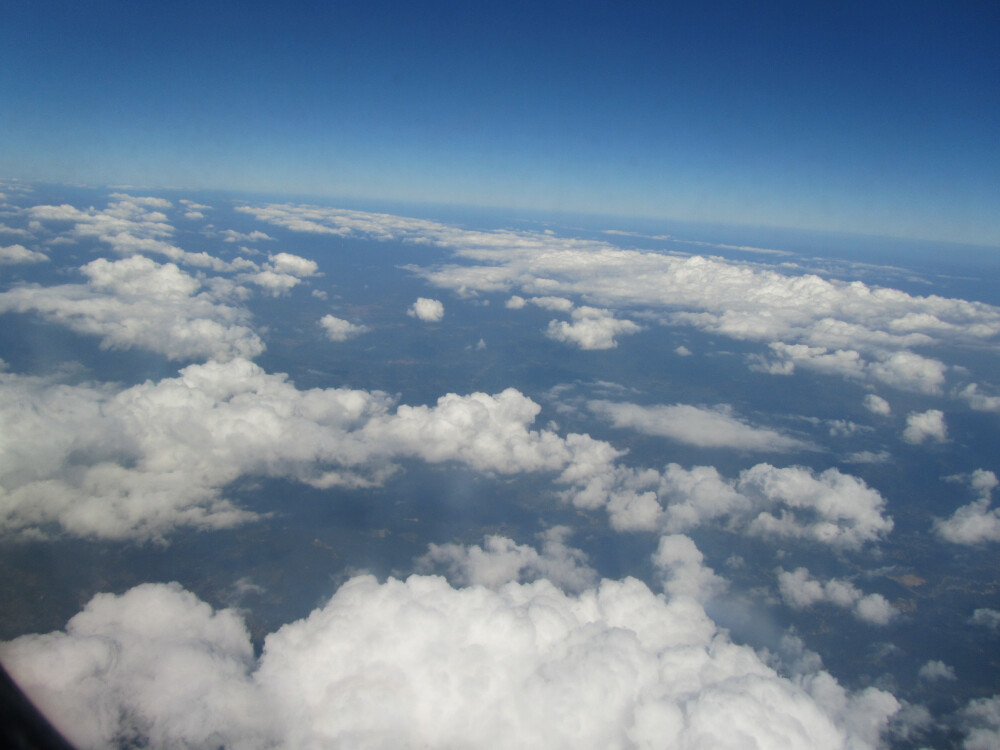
[1, 2, 998, 748]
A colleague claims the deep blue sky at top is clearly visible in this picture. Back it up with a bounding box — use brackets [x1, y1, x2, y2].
[2, 1, 998, 245]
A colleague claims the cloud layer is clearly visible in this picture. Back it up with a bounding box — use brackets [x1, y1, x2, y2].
[238, 203, 1000, 395]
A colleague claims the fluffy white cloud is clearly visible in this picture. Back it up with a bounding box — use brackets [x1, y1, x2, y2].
[266, 251, 317, 277]
[242, 269, 301, 295]
[959, 383, 1000, 413]
[220, 229, 272, 243]
[0, 243, 47, 264]
[0, 255, 264, 361]
[918, 660, 956, 682]
[652, 534, 726, 602]
[971, 608, 1000, 632]
[902, 409, 947, 444]
[238, 204, 999, 394]
[863, 393, 891, 416]
[546, 306, 641, 350]
[562, 460, 892, 549]
[0, 573, 899, 749]
[962, 695, 1000, 750]
[935, 469, 1000, 544]
[854, 594, 899, 626]
[751, 345, 948, 394]
[868, 351, 948, 394]
[234, 252, 320, 295]
[738, 464, 894, 549]
[589, 400, 811, 451]
[529, 295, 574, 311]
[777, 568, 898, 625]
[417, 527, 596, 592]
[0, 223, 32, 238]
[0, 362, 615, 541]
[319, 314, 369, 342]
[505, 295, 526, 309]
[28, 196, 232, 271]
[408, 297, 444, 322]
[844, 450, 891, 464]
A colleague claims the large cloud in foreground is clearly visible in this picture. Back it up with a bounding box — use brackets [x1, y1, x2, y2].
[1, 573, 899, 749]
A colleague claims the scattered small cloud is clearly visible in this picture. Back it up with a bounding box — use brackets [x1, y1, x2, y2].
[935, 469, 1000, 545]
[863, 394, 891, 416]
[588, 400, 811, 451]
[408, 297, 444, 322]
[0, 244, 47, 264]
[902, 409, 947, 444]
[970, 608, 1000, 632]
[545, 306, 640, 350]
[918, 660, 956, 682]
[319, 314, 369, 342]
[777, 568, 898, 625]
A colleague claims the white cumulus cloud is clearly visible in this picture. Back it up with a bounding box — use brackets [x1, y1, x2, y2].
[417, 527, 596, 592]
[28, 196, 232, 271]
[0, 362, 617, 541]
[546, 306, 641, 350]
[561, 460, 893, 550]
[935, 469, 1000, 545]
[961, 694, 1000, 750]
[918, 660, 956, 682]
[863, 393, 891, 416]
[902, 409, 947, 444]
[319, 314, 369, 342]
[0, 255, 264, 361]
[777, 567, 898, 625]
[589, 400, 811, 451]
[0, 244, 47, 264]
[0, 572, 899, 750]
[408, 297, 444, 322]
[240, 203, 1000, 396]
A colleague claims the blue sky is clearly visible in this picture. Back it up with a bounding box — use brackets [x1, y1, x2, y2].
[2, 1, 998, 245]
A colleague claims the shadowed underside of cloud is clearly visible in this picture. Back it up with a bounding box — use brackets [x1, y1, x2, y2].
[588, 400, 812, 451]
[0, 568, 900, 749]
